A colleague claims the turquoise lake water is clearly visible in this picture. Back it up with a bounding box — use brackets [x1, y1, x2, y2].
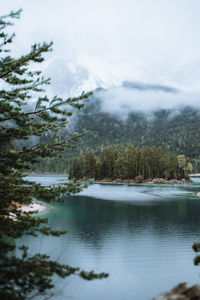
[17, 175, 200, 300]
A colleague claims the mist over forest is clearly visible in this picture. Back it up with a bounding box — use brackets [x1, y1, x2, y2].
[72, 92, 200, 156]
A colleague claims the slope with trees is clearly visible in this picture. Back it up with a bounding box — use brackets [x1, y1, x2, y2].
[31, 94, 200, 174]
[72, 96, 200, 169]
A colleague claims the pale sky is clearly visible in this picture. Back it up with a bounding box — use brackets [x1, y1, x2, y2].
[2, 0, 200, 112]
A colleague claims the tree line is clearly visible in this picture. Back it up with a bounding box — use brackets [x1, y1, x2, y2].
[69, 143, 191, 181]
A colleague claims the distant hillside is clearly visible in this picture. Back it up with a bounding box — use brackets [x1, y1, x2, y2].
[73, 95, 200, 159]
[32, 94, 200, 173]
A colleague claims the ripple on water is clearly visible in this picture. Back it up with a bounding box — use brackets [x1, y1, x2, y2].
[19, 175, 200, 300]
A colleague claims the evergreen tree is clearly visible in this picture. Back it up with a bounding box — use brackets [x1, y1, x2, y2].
[99, 145, 117, 179]
[69, 151, 85, 179]
[135, 146, 142, 176]
[0, 10, 107, 300]
[125, 141, 136, 178]
[114, 151, 125, 178]
[84, 149, 97, 178]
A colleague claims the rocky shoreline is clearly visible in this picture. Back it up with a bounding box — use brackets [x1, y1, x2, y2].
[8, 201, 46, 221]
[91, 178, 191, 186]
[18, 201, 46, 213]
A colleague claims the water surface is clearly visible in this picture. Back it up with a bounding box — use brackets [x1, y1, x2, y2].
[18, 175, 200, 300]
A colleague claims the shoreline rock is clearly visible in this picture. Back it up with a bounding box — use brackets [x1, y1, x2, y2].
[7, 201, 46, 221]
[91, 178, 192, 186]
[18, 201, 46, 213]
[153, 282, 200, 300]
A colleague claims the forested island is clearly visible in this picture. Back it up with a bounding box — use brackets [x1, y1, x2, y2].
[69, 143, 192, 183]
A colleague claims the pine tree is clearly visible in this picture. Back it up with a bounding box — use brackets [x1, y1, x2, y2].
[69, 151, 85, 179]
[84, 149, 97, 178]
[114, 151, 125, 178]
[99, 145, 116, 179]
[125, 141, 136, 179]
[0, 10, 107, 300]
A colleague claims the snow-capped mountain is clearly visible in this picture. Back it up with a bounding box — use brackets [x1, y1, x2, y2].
[41, 53, 200, 115]
[43, 53, 152, 97]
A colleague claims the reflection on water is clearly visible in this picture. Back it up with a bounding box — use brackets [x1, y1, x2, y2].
[77, 183, 191, 202]
[18, 175, 200, 300]
[26, 174, 67, 186]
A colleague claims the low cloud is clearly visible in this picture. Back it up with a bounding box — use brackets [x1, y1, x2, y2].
[94, 86, 200, 118]
[122, 81, 179, 93]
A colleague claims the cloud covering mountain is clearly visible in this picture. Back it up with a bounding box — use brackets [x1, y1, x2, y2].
[41, 55, 200, 117]
[2, 0, 200, 115]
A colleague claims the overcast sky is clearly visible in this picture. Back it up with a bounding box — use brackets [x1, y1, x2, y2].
[2, 0, 200, 112]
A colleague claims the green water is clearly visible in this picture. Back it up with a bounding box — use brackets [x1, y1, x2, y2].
[17, 175, 200, 300]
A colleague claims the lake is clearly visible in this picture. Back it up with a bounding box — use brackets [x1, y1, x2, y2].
[17, 175, 200, 300]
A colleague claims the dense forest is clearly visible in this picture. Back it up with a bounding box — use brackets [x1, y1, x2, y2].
[73, 93, 200, 159]
[31, 92, 200, 173]
[69, 143, 191, 181]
